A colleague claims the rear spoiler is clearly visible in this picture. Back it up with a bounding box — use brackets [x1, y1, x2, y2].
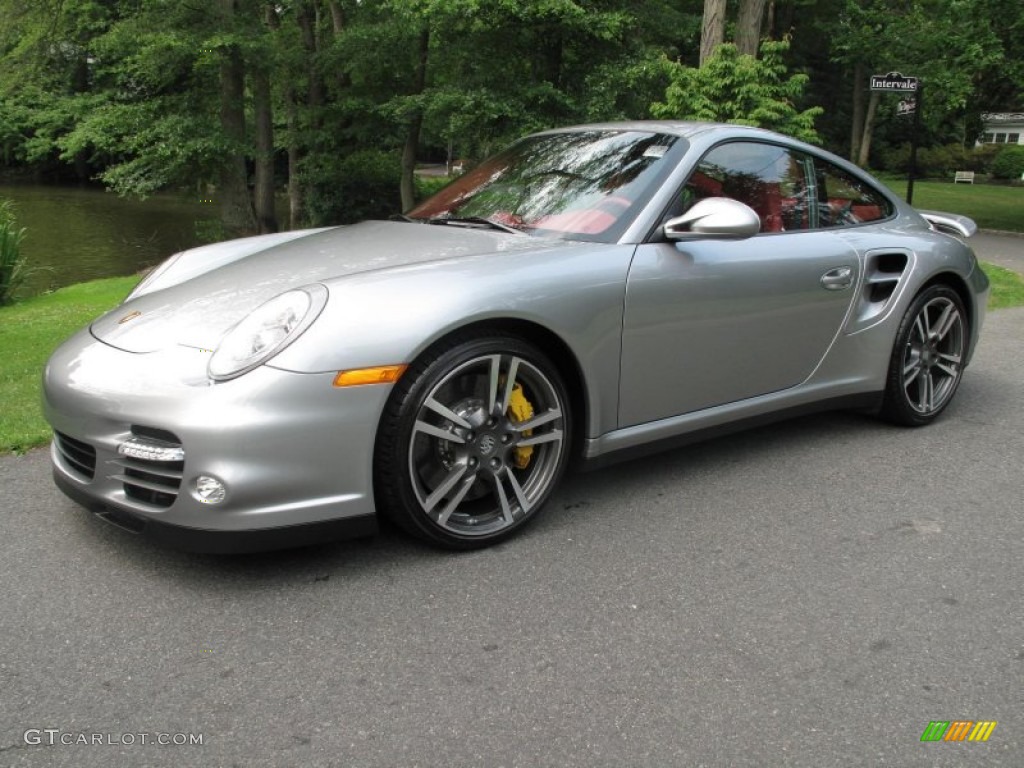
[917, 210, 977, 238]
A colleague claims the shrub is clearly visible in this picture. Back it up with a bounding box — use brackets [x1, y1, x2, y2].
[415, 175, 451, 203]
[965, 144, 1001, 174]
[874, 143, 1006, 180]
[876, 143, 910, 175]
[990, 145, 1024, 180]
[917, 144, 969, 178]
[303, 149, 403, 226]
[651, 39, 823, 145]
[0, 199, 28, 306]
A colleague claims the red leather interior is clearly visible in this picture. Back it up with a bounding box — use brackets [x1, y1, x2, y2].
[748, 183, 783, 232]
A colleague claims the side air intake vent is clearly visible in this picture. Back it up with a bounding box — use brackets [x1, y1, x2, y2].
[856, 250, 910, 325]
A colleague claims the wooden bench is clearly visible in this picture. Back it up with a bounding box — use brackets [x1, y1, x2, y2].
[954, 170, 975, 184]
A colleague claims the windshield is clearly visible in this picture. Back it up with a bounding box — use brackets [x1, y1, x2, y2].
[408, 130, 685, 242]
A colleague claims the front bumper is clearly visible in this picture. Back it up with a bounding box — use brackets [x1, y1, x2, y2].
[43, 327, 392, 551]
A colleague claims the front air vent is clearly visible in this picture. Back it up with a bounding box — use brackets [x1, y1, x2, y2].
[55, 432, 97, 480]
[111, 455, 184, 508]
[131, 425, 182, 444]
[110, 426, 185, 509]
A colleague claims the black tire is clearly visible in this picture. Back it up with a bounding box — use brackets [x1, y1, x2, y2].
[880, 284, 968, 426]
[374, 332, 572, 549]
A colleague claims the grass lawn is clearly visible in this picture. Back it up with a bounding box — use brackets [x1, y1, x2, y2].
[0, 276, 137, 453]
[2, 264, 1023, 455]
[881, 179, 1023, 232]
[984, 262, 1024, 309]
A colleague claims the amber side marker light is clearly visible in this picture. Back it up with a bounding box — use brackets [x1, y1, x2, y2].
[333, 364, 408, 387]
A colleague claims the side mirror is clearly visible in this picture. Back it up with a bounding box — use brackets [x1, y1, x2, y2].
[663, 197, 761, 240]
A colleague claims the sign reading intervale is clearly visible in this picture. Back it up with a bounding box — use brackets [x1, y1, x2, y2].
[870, 72, 919, 92]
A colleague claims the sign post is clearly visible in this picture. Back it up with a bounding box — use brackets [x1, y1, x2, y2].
[870, 72, 921, 205]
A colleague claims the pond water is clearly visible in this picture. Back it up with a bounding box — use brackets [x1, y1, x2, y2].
[0, 183, 213, 296]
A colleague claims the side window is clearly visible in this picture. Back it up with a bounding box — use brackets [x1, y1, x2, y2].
[812, 159, 893, 228]
[681, 142, 811, 233]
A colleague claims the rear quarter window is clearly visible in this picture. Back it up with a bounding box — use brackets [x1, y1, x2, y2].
[813, 159, 893, 228]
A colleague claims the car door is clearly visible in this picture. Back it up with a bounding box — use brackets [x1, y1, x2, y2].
[618, 140, 861, 427]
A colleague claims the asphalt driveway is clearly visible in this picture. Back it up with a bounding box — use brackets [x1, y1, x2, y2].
[972, 230, 1024, 275]
[1, 246, 1022, 767]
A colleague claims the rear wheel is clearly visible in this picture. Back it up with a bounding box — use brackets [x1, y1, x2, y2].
[375, 333, 571, 549]
[881, 285, 967, 426]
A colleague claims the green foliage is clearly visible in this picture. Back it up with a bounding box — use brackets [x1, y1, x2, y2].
[304, 150, 403, 226]
[880, 144, 991, 177]
[651, 40, 823, 144]
[877, 143, 1002, 178]
[989, 146, 1024, 180]
[0, 199, 28, 305]
[581, 51, 676, 123]
[2, 0, 1020, 238]
[415, 175, 451, 202]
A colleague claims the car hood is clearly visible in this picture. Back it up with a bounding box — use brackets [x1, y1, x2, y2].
[91, 220, 566, 353]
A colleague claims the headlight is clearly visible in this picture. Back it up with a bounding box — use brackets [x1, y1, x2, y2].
[208, 284, 328, 380]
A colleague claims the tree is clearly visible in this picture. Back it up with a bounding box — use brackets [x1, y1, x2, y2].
[2, 0, 1017, 235]
[652, 39, 823, 144]
[217, 0, 258, 235]
[830, 0, 1004, 166]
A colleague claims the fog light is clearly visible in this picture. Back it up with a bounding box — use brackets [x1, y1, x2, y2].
[195, 476, 226, 504]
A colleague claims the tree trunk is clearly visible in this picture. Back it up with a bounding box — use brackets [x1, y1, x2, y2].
[71, 55, 90, 181]
[327, 0, 345, 35]
[850, 62, 865, 161]
[546, 31, 563, 86]
[400, 27, 429, 213]
[286, 97, 304, 229]
[252, 65, 277, 234]
[218, 0, 256, 236]
[326, 0, 350, 92]
[735, 0, 766, 56]
[288, 0, 323, 226]
[264, 4, 304, 229]
[700, 0, 727, 65]
[297, 1, 323, 117]
[857, 91, 881, 168]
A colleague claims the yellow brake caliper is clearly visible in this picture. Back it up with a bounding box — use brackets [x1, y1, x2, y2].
[506, 383, 535, 469]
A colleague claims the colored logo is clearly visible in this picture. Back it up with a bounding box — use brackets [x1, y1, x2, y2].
[921, 721, 997, 742]
[117, 310, 142, 324]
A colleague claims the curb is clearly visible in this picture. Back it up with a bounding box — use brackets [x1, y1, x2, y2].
[979, 228, 1024, 238]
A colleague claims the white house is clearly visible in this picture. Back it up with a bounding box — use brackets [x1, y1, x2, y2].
[979, 113, 1024, 145]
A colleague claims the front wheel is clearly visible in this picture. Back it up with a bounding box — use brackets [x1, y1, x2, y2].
[374, 333, 571, 549]
[881, 285, 968, 426]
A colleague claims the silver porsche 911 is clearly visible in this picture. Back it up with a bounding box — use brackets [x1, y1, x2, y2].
[43, 121, 989, 552]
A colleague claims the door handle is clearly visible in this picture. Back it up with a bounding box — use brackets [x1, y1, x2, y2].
[821, 266, 853, 290]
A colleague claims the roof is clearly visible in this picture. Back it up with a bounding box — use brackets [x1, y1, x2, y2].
[981, 113, 1024, 124]
[534, 120, 792, 142]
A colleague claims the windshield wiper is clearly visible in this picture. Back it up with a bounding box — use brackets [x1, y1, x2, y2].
[425, 215, 523, 235]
